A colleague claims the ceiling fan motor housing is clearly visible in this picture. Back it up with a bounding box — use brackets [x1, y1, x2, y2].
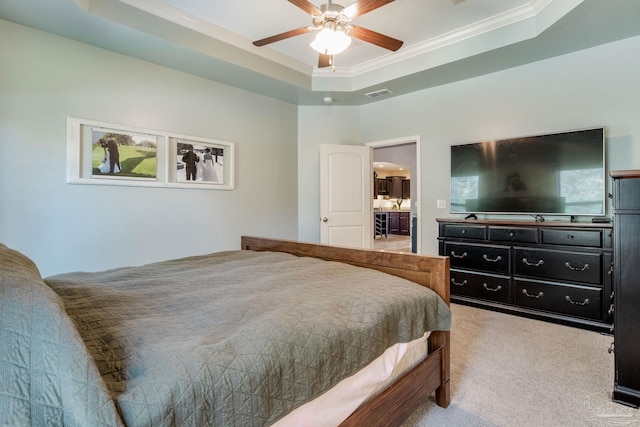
[314, 3, 351, 31]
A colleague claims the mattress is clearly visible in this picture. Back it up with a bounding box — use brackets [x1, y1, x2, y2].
[274, 331, 431, 426]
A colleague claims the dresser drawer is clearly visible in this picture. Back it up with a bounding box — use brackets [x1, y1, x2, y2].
[443, 224, 486, 240]
[514, 279, 602, 320]
[541, 229, 602, 248]
[450, 270, 511, 303]
[489, 227, 538, 244]
[514, 248, 601, 285]
[445, 242, 510, 274]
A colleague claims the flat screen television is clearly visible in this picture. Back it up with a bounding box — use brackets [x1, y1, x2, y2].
[450, 127, 605, 217]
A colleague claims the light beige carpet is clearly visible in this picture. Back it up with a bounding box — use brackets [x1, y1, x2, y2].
[402, 304, 640, 427]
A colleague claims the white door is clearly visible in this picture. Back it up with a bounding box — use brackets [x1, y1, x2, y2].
[320, 144, 372, 248]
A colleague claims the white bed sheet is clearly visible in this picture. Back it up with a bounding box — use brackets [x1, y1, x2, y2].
[273, 331, 432, 427]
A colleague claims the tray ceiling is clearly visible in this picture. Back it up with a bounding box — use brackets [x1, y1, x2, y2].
[2, 0, 640, 105]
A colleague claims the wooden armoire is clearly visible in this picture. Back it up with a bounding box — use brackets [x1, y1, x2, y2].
[611, 170, 640, 408]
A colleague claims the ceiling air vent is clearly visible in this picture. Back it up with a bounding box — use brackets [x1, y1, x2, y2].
[365, 88, 393, 99]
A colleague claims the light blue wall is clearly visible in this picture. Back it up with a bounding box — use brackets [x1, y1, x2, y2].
[299, 35, 640, 255]
[4, 19, 640, 274]
[0, 20, 298, 276]
[297, 105, 361, 243]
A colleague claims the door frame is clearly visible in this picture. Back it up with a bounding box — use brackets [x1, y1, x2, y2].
[366, 135, 421, 253]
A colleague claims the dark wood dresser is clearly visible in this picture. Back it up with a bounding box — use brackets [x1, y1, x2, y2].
[437, 218, 613, 332]
[611, 170, 640, 407]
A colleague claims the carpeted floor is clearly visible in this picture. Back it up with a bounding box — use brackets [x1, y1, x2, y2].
[402, 304, 640, 427]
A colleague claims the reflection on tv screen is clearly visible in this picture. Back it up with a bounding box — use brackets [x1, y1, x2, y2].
[450, 128, 605, 216]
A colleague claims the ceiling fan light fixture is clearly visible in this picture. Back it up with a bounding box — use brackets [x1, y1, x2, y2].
[310, 27, 351, 55]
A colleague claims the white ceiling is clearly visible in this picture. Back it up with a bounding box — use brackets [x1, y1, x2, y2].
[2, 0, 640, 105]
[154, 0, 534, 70]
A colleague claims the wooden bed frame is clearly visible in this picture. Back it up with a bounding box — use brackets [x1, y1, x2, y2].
[240, 236, 451, 426]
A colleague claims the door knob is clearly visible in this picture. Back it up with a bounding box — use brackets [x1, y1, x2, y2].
[322, 217, 328, 222]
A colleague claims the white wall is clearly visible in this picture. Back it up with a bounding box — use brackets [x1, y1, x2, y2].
[299, 35, 640, 255]
[297, 105, 360, 243]
[0, 20, 299, 276]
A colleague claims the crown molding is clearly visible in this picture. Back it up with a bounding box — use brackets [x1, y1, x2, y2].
[332, 0, 573, 78]
[106, 0, 578, 83]
[115, 0, 313, 74]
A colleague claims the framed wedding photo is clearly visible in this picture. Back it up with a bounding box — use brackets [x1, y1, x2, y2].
[168, 135, 235, 190]
[90, 128, 159, 179]
[67, 117, 166, 187]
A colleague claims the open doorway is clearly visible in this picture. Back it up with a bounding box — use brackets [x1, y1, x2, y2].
[367, 137, 420, 254]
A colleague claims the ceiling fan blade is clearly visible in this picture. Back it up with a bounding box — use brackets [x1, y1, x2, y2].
[349, 25, 403, 51]
[253, 27, 315, 47]
[342, 0, 395, 19]
[318, 53, 332, 68]
[288, 0, 323, 16]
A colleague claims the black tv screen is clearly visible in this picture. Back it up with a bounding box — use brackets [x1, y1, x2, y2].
[450, 127, 605, 216]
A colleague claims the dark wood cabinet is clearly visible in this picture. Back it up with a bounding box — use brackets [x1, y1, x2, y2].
[402, 179, 410, 199]
[374, 177, 410, 199]
[611, 170, 640, 408]
[399, 212, 410, 234]
[389, 176, 404, 199]
[437, 218, 613, 332]
[375, 178, 390, 196]
[389, 212, 410, 235]
[389, 212, 400, 233]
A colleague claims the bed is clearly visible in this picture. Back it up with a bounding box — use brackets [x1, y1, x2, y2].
[0, 236, 451, 426]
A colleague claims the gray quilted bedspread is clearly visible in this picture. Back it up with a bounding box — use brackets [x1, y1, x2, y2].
[1, 244, 450, 426]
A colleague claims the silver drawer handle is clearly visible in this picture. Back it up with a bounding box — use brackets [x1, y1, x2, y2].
[565, 262, 589, 271]
[451, 278, 467, 286]
[483, 254, 502, 263]
[522, 258, 544, 267]
[483, 283, 502, 292]
[522, 289, 544, 299]
[450, 251, 468, 259]
[565, 296, 590, 306]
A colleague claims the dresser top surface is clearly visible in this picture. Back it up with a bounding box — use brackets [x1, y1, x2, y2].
[436, 218, 612, 229]
[611, 169, 640, 179]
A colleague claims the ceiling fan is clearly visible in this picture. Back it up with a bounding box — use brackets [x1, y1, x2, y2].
[253, 0, 403, 69]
